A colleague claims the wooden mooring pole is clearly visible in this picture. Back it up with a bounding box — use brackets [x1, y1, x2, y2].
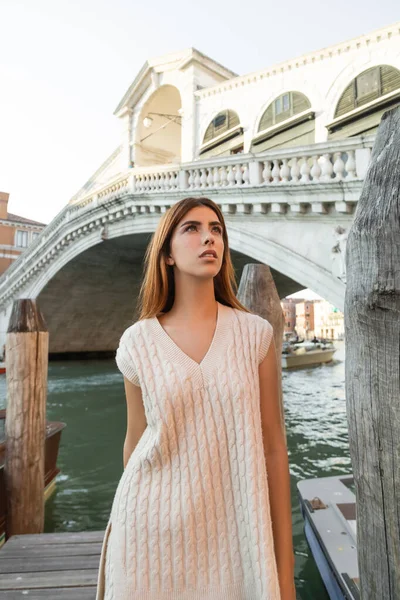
[345, 106, 400, 598]
[5, 299, 49, 539]
[237, 263, 286, 439]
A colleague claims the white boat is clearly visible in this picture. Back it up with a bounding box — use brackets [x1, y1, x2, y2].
[282, 341, 336, 369]
[297, 474, 359, 599]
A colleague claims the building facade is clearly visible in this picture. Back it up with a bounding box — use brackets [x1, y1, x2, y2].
[295, 301, 316, 339]
[282, 297, 345, 340]
[0, 192, 46, 276]
[281, 298, 301, 336]
[313, 301, 345, 340]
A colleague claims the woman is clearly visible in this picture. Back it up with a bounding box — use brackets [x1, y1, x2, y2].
[96, 197, 296, 600]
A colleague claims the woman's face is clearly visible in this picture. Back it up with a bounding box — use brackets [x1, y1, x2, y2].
[166, 205, 224, 279]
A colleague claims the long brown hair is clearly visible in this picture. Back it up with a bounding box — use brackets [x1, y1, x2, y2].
[137, 197, 250, 320]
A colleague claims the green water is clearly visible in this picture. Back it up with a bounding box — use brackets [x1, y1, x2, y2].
[0, 342, 349, 599]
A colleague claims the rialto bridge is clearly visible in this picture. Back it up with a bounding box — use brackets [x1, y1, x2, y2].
[0, 136, 373, 355]
[1, 22, 399, 355]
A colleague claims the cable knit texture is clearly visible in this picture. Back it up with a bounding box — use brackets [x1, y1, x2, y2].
[95, 301, 281, 600]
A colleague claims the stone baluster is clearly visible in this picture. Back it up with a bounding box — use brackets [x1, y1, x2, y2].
[200, 168, 208, 188]
[333, 152, 345, 181]
[262, 161, 272, 184]
[166, 171, 173, 190]
[188, 170, 194, 189]
[220, 166, 228, 187]
[207, 168, 214, 187]
[320, 153, 334, 182]
[194, 169, 201, 188]
[137, 175, 143, 192]
[235, 164, 244, 186]
[280, 158, 290, 183]
[227, 165, 236, 186]
[272, 159, 281, 183]
[242, 163, 250, 185]
[162, 172, 169, 191]
[290, 158, 300, 183]
[345, 150, 356, 180]
[213, 167, 220, 187]
[310, 156, 321, 182]
[300, 157, 311, 183]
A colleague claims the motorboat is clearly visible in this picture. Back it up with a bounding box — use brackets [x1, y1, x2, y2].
[297, 474, 359, 599]
[282, 340, 337, 369]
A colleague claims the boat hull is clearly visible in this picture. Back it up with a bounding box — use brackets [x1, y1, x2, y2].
[297, 475, 359, 600]
[282, 349, 336, 369]
[0, 412, 66, 548]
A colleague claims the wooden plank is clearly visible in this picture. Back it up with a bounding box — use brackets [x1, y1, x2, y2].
[0, 569, 99, 589]
[0, 542, 102, 558]
[0, 554, 100, 573]
[3, 530, 105, 547]
[0, 587, 96, 599]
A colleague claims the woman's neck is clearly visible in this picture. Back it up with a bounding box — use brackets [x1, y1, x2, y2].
[167, 277, 217, 323]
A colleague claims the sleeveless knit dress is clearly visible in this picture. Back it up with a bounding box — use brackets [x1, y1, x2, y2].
[95, 301, 281, 600]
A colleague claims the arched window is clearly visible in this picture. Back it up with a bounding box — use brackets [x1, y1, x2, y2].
[335, 65, 400, 118]
[328, 65, 400, 139]
[251, 92, 314, 152]
[200, 110, 243, 157]
[258, 92, 311, 131]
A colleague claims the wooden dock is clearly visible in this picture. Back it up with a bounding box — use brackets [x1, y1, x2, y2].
[0, 529, 104, 599]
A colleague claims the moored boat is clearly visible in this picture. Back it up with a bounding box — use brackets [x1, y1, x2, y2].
[297, 474, 359, 599]
[0, 409, 66, 548]
[0, 363, 5, 375]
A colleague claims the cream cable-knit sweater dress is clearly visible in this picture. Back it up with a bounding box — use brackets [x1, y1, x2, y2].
[95, 301, 281, 600]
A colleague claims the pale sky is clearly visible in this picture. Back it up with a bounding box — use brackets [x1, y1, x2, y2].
[1, 0, 398, 225]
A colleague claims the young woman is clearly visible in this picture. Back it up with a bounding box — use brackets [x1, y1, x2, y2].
[96, 197, 296, 600]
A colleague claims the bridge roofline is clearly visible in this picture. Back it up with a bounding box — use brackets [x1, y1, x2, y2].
[195, 20, 400, 99]
[114, 48, 237, 117]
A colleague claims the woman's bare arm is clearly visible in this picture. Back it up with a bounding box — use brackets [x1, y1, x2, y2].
[122, 377, 147, 469]
[259, 338, 296, 599]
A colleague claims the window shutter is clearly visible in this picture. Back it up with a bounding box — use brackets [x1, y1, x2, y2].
[381, 65, 400, 96]
[335, 82, 355, 118]
[202, 110, 240, 144]
[259, 92, 311, 131]
[259, 104, 274, 131]
[335, 65, 400, 119]
[292, 92, 311, 114]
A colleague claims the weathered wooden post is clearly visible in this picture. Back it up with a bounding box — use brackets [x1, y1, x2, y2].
[5, 299, 49, 538]
[237, 264, 286, 437]
[345, 106, 400, 598]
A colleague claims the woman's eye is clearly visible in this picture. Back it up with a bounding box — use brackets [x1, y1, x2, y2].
[213, 226, 222, 234]
[185, 224, 197, 232]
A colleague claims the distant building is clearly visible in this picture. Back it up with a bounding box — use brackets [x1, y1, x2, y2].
[281, 296, 345, 340]
[281, 298, 301, 336]
[295, 301, 315, 339]
[314, 301, 344, 340]
[0, 192, 46, 276]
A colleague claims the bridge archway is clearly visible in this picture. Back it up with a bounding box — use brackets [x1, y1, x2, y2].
[134, 85, 182, 167]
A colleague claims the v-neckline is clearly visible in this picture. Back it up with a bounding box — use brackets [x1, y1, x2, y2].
[152, 301, 225, 370]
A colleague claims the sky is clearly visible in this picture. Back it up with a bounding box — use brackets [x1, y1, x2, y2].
[1, 0, 398, 227]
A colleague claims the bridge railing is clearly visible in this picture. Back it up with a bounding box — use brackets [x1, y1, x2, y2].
[71, 134, 375, 207]
[0, 135, 375, 300]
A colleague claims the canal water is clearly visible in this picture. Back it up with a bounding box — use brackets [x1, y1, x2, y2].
[0, 341, 349, 599]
